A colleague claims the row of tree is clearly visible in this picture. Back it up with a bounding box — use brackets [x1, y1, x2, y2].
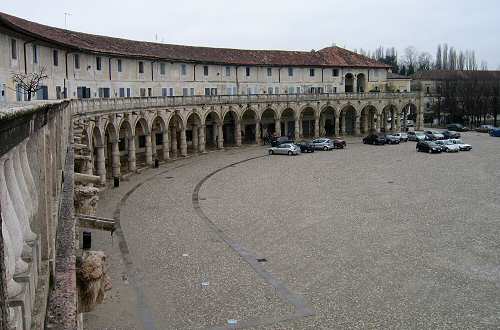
[354, 44, 488, 76]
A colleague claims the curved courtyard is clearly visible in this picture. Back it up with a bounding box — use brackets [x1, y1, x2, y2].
[85, 133, 500, 329]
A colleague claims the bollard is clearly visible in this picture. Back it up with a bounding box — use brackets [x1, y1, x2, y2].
[113, 176, 120, 187]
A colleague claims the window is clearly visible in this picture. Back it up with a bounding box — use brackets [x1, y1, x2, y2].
[98, 87, 110, 98]
[333, 87, 337, 93]
[36, 86, 48, 100]
[160, 63, 166, 75]
[296, 86, 301, 94]
[32, 45, 38, 64]
[56, 86, 62, 99]
[126, 88, 131, 97]
[203, 65, 209, 76]
[268, 87, 273, 94]
[288, 86, 294, 94]
[140, 88, 146, 97]
[117, 59, 122, 72]
[246, 67, 251, 77]
[183, 88, 188, 96]
[211, 88, 217, 96]
[169, 88, 174, 96]
[205, 88, 211, 96]
[190, 88, 195, 96]
[181, 64, 187, 75]
[225, 66, 231, 76]
[226, 87, 232, 95]
[96, 57, 102, 71]
[11, 39, 17, 60]
[246, 87, 252, 95]
[288, 67, 293, 77]
[333, 69, 339, 77]
[148, 88, 152, 97]
[310, 68, 315, 77]
[138, 61, 144, 74]
[426, 86, 430, 94]
[267, 68, 272, 77]
[232, 87, 237, 95]
[53, 50, 59, 66]
[274, 87, 279, 94]
[74, 54, 80, 69]
[162, 88, 168, 97]
[119, 88, 125, 97]
[139, 136, 146, 148]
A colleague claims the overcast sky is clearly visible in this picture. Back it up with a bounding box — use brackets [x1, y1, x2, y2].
[2, 0, 499, 68]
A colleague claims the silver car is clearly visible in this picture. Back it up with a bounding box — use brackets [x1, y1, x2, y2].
[434, 139, 460, 152]
[449, 139, 472, 151]
[392, 132, 408, 142]
[268, 143, 300, 156]
[311, 138, 335, 151]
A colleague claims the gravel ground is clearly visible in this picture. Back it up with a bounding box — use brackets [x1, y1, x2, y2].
[84, 132, 500, 329]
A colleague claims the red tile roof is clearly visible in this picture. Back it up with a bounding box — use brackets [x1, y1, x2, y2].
[0, 11, 389, 68]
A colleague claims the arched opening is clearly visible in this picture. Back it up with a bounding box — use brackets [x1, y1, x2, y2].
[168, 114, 184, 157]
[222, 111, 237, 147]
[357, 73, 366, 93]
[300, 107, 315, 138]
[241, 109, 257, 144]
[204, 111, 221, 150]
[186, 113, 202, 153]
[134, 118, 149, 167]
[382, 105, 398, 132]
[345, 73, 354, 93]
[118, 120, 133, 173]
[360, 105, 377, 134]
[401, 103, 418, 131]
[261, 108, 277, 141]
[340, 105, 356, 135]
[320, 107, 336, 137]
[151, 116, 167, 160]
[281, 108, 296, 139]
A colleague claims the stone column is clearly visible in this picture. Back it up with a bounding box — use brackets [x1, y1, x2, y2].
[353, 76, 358, 93]
[199, 125, 206, 153]
[145, 134, 153, 165]
[395, 113, 401, 132]
[171, 129, 178, 158]
[212, 124, 218, 146]
[111, 141, 120, 178]
[354, 114, 361, 136]
[314, 115, 320, 137]
[294, 118, 300, 140]
[275, 119, 281, 137]
[192, 126, 199, 153]
[3, 225, 23, 297]
[334, 115, 339, 136]
[376, 114, 382, 133]
[162, 130, 170, 160]
[96, 146, 106, 185]
[235, 121, 242, 146]
[13, 146, 34, 222]
[340, 114, 346, 135]
[180, 129, 187, 156]
[151, 132, 157, 159]
[284, 121, 289, 137]
[255, 121, 261, 144]
[391, 112, 396, 132]
[299, 118, 303, 137]
[128, 136, 136, 172]
[362, 113, 368, 133]
[217, 123, 224, 149]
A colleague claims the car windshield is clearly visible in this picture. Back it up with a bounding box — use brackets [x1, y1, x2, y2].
[416, 133, 425, 136]
[454, 140, 464, 144]
[428, 142, 438, 147]
[444, 140, 454, 145]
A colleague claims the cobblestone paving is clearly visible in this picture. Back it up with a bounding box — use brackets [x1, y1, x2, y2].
[84, 133, 500, 329]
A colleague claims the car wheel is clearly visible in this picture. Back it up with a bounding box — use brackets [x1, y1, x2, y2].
[428, 149, 432, 153]
[288, 151, 293, 156]
[269, 150, 274, 155]
[323, 146, 328, 151]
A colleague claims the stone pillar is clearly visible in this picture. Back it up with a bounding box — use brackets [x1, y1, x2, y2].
[111, 141, 120, 178]
[96, 146, 106, 185]
[3, 225, 23, 298]
[354, 114, 361, 136]
[353, 76, 358, 93]
[275, 119, 281, 137]
[255, 121, 261, 144]
[212, 124, 218, 146]
[284, 121, 289, 137]
[180, 129, 187, 156]
[162, 130, 170, 160]
[314, 116, 320, 137]
[192, 126, 199, 153]
[145, 134, 153, 165]
[376, 114, 382, 133]
[128, 136, 136, 172]
[294, 118, 300, 140]
[395, 113, 401, 132]
[362, 113, 368, 133]
[13, 146, 34, 222]
[217, 123, 224, 149]
[171, 129, 178, 158]
[334, 115, 339, 136]
[235, 121, 242, 146]
[151, 132, 157, 159]
[199, 125, 206, 153]
[340, 114, 346, 135]
[299, 118, 303, 137]
[391, 112, 396, 132]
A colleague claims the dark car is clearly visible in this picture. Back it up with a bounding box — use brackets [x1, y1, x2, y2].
[447, 123, 468, 132]
[475, 124, 494, 133]
[271, 136, 294, 147]
[384, 134, 401, 144]
[363, 134, 386, 145]
[332, 138, 347, 149]
[295, 140, 315, 153]
[424, 130, 445, 140]
[416, 141, 443, 153]
[489, 128, 500, 137]
[442, 130, 461, 139]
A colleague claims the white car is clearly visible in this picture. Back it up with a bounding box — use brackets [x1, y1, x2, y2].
[434, 140, 460, 152]
[392, 132, 408, 142]
[311, 138, 335, 151]
[449, 139, 472, 151]
[268, 143, 300, 156]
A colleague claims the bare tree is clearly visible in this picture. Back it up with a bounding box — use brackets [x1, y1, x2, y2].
[417, 52, 433, 71]
[458, 51, 465, 70]
[11, 67, 48, 101]
[480, 60, 488, 70]
[435, 44, 442, 69]
[442, 44, 449, 70]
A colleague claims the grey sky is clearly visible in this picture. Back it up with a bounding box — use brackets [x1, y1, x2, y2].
[2, 0, 499, 68]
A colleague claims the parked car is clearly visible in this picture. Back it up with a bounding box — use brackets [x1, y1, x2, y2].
[490, 128, 500, 137]
[295, 140, 315, 153]
[332, 137, 347, 149]
[416, 141, 442, 153]
[311, 138, 335, 150]
[449, 139, 472, 151]
[442, 130, 461, 139]
[384, 134, 401, 144]
[425, 130, 445, 140]
[408, 131, 427, 141]
[268, 143, 300, 155]
[392, 132, 408, 142]
[475, 125, 494, 133]
[271, 136, 294, 147]
[447, 123, 468, 132]
[434, 140, 460, 152]
[363, 134, 386, 145]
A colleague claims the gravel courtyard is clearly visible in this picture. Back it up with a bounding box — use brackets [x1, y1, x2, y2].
[84, 132, 500, 330]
